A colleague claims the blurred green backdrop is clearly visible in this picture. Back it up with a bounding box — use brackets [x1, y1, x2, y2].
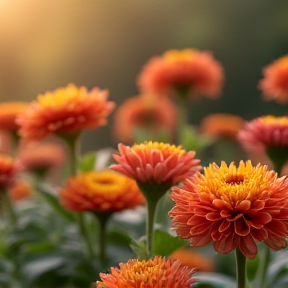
[0, 0, 288, 152]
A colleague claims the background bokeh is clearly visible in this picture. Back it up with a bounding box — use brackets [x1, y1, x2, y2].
[1, 0, 288, 152]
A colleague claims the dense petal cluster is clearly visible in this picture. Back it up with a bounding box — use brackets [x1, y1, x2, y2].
[17, 84, 115, 141]
[238, 115, 288, 152]
[137, 49, 224, 98]
[258, 55, 288, 103]
[0, 102, 28, 131]
[60, 170, 145, 213]
[96, 256, 197, 288]
[0, 153, 22, 190]
[200, 113, 245, 140]
[169, 161, 288, 259]
[111, 142, 201, 185]
[113, 94, 177, 144]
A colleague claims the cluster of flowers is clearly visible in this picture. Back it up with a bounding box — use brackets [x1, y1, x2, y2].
[1, 49, 288, 288]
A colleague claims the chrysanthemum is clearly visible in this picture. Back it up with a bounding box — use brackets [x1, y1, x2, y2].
[169, 161, 288, 259]
[0, 102, 28, 131]
[113, 94, 177, 144]
[18, 141, 66, 172]
[111, 142, 201, 186]
[200, 113, 245, 140]
[238, 115, 288, 152]
[96, 256, 197, 288]
[137, 49, 224, 98]
[258, 55, 288, 103]
[59, 170, 145, 213]
[0, 153, 22, 191]
[9, 180, 32, 201]
[17, 84, 115, 141]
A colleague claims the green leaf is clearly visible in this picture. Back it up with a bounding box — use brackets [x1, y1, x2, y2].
[130, 238, 150, 260]
[195, 272, 236, 288]
[78, 152, 97, 172]
[153, 230, 188, 256]
[267, 251, 288, 287]
[246, 255, 259, 282]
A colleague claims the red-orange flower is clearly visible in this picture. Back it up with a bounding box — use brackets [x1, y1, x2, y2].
[60, 170, 145, 213]
[113, 94, 177, 144]
[200, 113, 245, 140]
[96, 256, 197, 288]
[0, 130, 11, 153]
[111, 142, 201, 185]
[169, 161, 288, 259]
[17, 84, 115, 141]
[9, 180, 32, 201]
[0, 102, 28, 131]
[137, 49, 224, 98]
[258, 56, 288, 103]
[0, 153, 22, 191]
[238, 115, 288, 152]
[18, 141, 66, 172]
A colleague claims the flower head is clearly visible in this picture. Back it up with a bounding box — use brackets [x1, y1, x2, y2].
[200, 113, 245, 140]
[113, 94, 177, 144]
[96, 256, 197, 288]
[137, 49, 224, 98]
[0, 153, 22, 191]
[17, 84, 115, 141]
[258, 56, 288, 103]
[238, 115, 288, 152]
[18, 141, 66, 172]
[9, 180, 32, 201]
[0, 102, 28, 131]
[111, 142, 201, 186]
[60, 170, 145, 213]
[169, 160, 288, 259]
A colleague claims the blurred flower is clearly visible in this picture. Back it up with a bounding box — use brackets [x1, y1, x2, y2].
[0, 102, 28, 131]
[200, 113, 245, 140]
[169, 161, 288, 259]
[258, 55, 288, 103]
[111, 142, 201, 186]
[18, 141, 66, 172]
[137, 48, 224, 98]
[96, 256, 197, 288]
[60, 170, 145, 213]
[17, 84, 115, 141]
[0, 153, 21, 191]
[0, 130, 11, 153]
[113, 94, 177, 144]
[9, 180, 32, 201]
[170, 247, 214, 272]
[238, 115, 288, 152]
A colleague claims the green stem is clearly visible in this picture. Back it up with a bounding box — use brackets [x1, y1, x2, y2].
[236, 247, 247, 288]
[1, 190, 17, 224]
[258, 244, 270, 288]
[177, 93, 189, 145]
[146, 198, 159, 257]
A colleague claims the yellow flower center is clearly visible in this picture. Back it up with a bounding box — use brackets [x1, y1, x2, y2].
[163, 49, 196, 63]
[259, 115, 288, 126]
[37, 84, 87, 107]
[278, 55, 288, 68]
[200, 161, 273, 205]
[132, 141, 185, 158]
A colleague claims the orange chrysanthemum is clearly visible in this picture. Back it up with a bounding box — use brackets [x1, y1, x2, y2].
[0, 102, 28, 131]
[17, 84, 115, 141]
[200, 113, 245, 140]
[258, 56, 288, 103]
[18, 141, 66, 171]
[60, 170, 145, 213]
[9, 180, 32, 201]
[169, 161, 288, 259]
[137, 49, 224, 98]
[170, 248, 214, 272]
[0, 153, 22, 191]
[111, 142, 201, 186]
[113, 94, 177, 144]
[96, 256, 197, 288]
[238, 115, 288, 152]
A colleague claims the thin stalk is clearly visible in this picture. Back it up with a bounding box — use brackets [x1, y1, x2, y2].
[146, 198, 159, 257]
[178, 93, 189, 145]
[2, 190, 17, 224]
[236, 247, 247, 288]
